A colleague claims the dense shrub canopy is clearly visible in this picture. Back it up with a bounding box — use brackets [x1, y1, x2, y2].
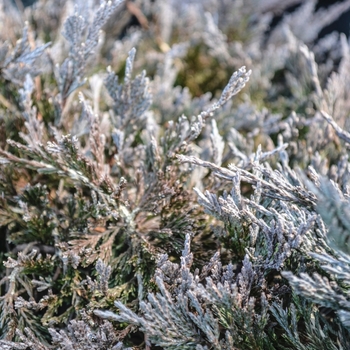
[1, 0, 350, 349]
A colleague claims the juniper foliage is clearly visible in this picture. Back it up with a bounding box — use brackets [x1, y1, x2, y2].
[1, 0, 350, 349]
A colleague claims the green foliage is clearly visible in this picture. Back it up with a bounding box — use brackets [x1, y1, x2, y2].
[1, 0, 350, 349]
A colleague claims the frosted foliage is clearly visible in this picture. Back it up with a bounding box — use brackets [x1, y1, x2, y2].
[1, 0, 350, 349]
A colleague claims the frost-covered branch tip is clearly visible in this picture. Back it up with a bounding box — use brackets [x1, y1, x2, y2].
[214, 66, 251, 109]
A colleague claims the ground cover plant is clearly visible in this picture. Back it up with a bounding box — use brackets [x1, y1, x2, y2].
[1, 0, 350, 348]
